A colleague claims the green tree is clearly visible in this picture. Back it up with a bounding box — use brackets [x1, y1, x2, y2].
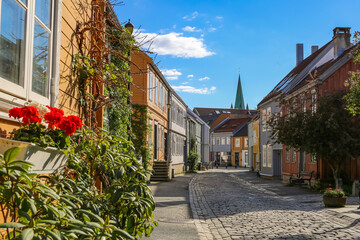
[269, 92, 360, 188]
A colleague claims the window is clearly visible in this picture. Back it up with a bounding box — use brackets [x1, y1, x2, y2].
[0, 0, 55, 105]
[154, 77, 158, 105]
[235, 138, 240, 147]
[267, 145, 272, 167]
[159, 85, 162, 108]
[262, 145, 267, 167]
[311, 90, 317, 114]
[301, 96, 306, 112]
[261, 109, 266, 132]
[286, 148, 290, 162]
[212, 137, 215, 145]
[149, 71, 153, 101]
[310, 154, 317, 163]
[226, 137, 230, 145]
[221, 137, 225, 145]
[292, 148, 297, 163]
[216, 137, 220, 145]
[245, 138, 248, 148]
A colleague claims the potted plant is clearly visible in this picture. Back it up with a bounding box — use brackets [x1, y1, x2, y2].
[0, 105, 82, 173]
[323, 188, 347, 207]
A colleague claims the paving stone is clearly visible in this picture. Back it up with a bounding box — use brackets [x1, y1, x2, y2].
[189, 169, 360, 240]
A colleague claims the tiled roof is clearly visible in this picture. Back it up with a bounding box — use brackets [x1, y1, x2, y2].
[213, 118, 251, 133]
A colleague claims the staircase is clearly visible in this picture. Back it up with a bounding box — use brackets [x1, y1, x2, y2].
[151, 161, 172, 181]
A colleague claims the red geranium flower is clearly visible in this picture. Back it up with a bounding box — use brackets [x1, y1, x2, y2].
[58, 116, 77, 136]
[67, 115, 83, 129]
[20, 106, 42, 125]
[44, 106, 64, 129]
[9, 107, 22, 119]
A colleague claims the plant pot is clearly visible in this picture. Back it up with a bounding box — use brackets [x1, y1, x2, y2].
[323, 196, 347, 208]
[0, 138, 67, 174]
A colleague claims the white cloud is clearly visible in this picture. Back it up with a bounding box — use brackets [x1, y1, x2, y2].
[187, 74, 194, 78]
[181, 82, 189, 84]
[183, 11, 199, 21]
[216, 16, 223, 20]
[137, 32, 215, 58]
[161, 69, 182, 80]
[208, 27, 217, 32]
[161, 69, 182, 76]
[172, 85, 216, 94]
[199, 77, 210, 81]
[182, 26, 201, 32]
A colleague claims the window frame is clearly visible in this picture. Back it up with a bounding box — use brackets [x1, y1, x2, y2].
[0, 0, 55, 106]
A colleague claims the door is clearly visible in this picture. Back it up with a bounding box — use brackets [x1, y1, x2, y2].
[235, 152, 239, 166]
[273, 150, 282, 177]
[153, 124, 158, 160]
[299, 151, 305, 172]
[164, 133, 168, 161]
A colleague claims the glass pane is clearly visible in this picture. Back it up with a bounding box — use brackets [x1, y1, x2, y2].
[35, 0, 51, 28]
[32, 21, 49, 97]
[0, 0, 26, 86]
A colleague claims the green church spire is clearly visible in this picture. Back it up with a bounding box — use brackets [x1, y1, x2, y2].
[234, 73, 245, 109]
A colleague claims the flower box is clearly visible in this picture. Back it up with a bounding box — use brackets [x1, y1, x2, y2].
[323, 196, 347, 208]
[0, 138, 67, 174]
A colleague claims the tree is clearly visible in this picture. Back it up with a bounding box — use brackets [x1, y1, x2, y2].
[269, 92, 360, 188]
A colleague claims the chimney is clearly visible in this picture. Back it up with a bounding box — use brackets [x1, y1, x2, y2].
[311, 45, 319, 54]
[296, 43, 304, 66]
[333, 27, 351, 57]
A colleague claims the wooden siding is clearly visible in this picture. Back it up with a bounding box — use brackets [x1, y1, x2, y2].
[59, 0, 92, 116]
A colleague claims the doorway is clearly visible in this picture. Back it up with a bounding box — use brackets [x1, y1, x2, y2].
[153, 124, 158, 160]
[235, 152, 239, 167]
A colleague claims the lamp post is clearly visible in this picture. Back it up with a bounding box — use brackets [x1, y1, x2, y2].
[125, 19, 134, 140]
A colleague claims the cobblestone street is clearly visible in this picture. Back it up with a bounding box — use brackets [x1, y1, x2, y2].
[190, 169, 360, 240]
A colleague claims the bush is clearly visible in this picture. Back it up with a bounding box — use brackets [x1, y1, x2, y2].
[187, 150, 199, 172]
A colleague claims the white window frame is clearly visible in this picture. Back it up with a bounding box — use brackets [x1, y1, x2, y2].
[221, 137, 225, 145]
[267, 144, 272, 167]
[216, 137, 220, 145]
[0, 0, 55, 106]
[226, 136, 230, 145]
[245, 138, 248, 148]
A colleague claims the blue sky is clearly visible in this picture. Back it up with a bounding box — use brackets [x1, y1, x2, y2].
[115, 0, 360, 109]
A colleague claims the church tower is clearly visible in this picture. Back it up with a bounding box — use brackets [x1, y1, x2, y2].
[234, 73, 245, 109]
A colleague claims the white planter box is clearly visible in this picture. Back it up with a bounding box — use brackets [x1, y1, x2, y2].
[0, 138, 67, 174]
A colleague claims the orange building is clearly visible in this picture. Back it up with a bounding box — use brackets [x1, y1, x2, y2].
[232, 123, 249, 167]
[130, 50, 170, 179]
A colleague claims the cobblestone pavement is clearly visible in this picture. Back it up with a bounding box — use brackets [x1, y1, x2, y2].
[190, 169, 360, 240]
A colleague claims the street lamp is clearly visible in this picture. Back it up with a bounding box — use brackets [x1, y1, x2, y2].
[125, 19, 134, 34]
[125, 19, 134, 140]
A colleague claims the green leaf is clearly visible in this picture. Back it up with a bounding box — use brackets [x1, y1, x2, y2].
[20, 228, 34, 240]
[36, 227, 61, 240]
[113, 228, 135, 240]
[4, 147, 21, 164]
[0, 222, 26, 228]
[60, 197, 78, 209]
[77, 209, 104, 224]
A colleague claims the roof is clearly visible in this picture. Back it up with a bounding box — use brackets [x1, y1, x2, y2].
[234, 74, 245, 109]
[213, 118, 251, 134]
[258, 40, 333, 106]
[233, 122, 248, 137]
[187, 107, 210, 128]
[287, 44, 357, 95]
[193, 107, 257, 117]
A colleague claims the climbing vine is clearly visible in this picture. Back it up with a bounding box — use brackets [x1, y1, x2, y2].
[131, 105, 151, 169]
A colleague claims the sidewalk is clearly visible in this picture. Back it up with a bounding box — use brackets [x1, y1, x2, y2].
[144, 173, 199, 240]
